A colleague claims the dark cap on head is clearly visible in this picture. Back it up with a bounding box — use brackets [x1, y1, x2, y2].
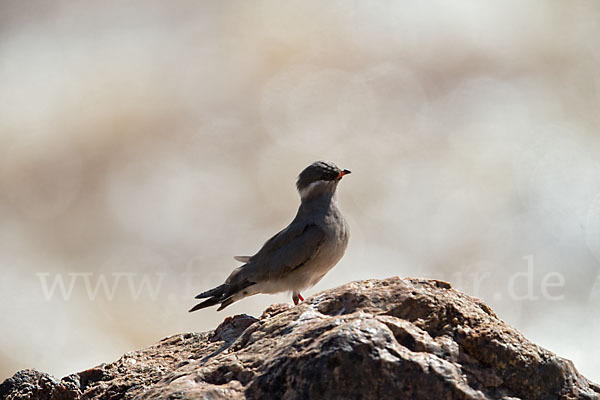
[296, 161, 351, 192]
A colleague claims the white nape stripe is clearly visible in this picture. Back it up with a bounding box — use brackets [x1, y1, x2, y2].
[299, 180, 327, 200]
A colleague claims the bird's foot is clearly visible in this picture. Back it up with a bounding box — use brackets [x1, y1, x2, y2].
[292, 292, 305, 305]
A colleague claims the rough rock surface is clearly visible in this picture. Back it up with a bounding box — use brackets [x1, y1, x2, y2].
[2, 277, 599, 400]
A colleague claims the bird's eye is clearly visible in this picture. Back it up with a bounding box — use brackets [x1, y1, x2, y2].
[323, 171, 338, 181]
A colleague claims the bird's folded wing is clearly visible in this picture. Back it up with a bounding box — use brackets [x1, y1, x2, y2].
[247, 222, 326, 282]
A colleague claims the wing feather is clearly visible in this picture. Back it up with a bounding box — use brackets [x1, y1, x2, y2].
[244, 222, 325, 282]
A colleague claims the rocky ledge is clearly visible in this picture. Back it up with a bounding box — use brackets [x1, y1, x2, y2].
[2, 277, 599, 400]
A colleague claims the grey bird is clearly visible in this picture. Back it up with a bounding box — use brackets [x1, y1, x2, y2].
[189, 161, 351, 312]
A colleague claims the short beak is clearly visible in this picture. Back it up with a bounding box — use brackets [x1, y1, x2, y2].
[337, 169, 352, 179]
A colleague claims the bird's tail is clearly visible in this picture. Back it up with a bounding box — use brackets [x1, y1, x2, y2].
[188, 281, 255, 312]
[195, 284, 228, 299]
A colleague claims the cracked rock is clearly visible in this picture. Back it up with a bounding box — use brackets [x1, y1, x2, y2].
[1, 277, 598, 400]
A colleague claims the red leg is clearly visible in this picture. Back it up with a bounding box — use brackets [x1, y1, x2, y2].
[293, 295, 299, 305]
[298, 293, 304, 301]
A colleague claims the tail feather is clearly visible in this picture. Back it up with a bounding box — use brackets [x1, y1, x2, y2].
[188, 297, 221, 312]
[189, 280, 255, 312]
[216, 297, 236, 311]
[195, 284, 228, 299]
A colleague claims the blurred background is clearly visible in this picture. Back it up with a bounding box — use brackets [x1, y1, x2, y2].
[1, 0, 600, 383]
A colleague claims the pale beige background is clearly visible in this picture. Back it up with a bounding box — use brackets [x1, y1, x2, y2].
[1, 0, 600, 383]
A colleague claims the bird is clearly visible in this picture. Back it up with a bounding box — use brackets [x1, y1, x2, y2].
[189, 161, 351, 312]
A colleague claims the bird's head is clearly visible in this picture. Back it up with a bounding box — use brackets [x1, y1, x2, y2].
[296, 161, 351, 202]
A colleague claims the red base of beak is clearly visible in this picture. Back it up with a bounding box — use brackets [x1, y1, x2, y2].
[337, 169, 351, 179]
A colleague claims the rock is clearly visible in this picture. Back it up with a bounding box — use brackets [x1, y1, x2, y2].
[0, 370, 58, 400]
[1, 277, 598, 400]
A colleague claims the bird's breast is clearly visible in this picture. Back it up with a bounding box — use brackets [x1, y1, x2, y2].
[312, 207, 349, 269]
